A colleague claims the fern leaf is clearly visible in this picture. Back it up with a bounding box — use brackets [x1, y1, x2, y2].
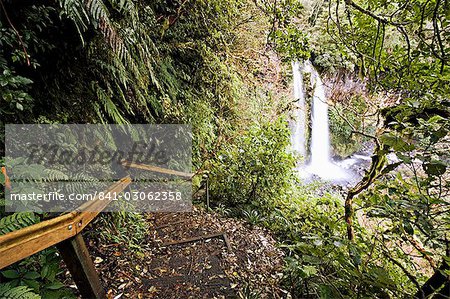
[44, 169, 69, 182]
[0, 212, 39, 235]
[92, 82, 128, 124]
[0, 283, 41, 299]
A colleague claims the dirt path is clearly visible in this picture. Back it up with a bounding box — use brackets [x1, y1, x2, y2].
[82, 207, 285, 298]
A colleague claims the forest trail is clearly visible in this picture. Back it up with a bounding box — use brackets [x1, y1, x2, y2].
[82, 208, 285, 299]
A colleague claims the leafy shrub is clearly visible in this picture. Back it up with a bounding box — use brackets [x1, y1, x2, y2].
[0, 248, 75, 299]
[209, 118, 296, 208]
[262, 184, 414, 298]
[242, 209, 265, 226]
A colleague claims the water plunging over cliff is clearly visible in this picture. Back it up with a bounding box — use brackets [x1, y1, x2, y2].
[290, 61, 306, 162]
[308, 64, 331, 168]
[292, 61, 352, 182]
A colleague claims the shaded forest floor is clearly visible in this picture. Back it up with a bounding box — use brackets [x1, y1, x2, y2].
[71, 207, 285, 298]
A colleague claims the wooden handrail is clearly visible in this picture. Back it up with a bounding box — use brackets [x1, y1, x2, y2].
[120, 160, 193, 179]
[0, 176, 131, 269]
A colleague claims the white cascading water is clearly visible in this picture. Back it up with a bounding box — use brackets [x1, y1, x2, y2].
[290, 61, 306, 161]
[295, 61, 351, 181]
[308, 65, 331, 168]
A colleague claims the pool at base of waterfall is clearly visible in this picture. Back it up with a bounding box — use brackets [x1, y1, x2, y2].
[295, 153, 373, 186]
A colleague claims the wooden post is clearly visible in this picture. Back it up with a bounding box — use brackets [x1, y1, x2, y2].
[57, 233, 105, 299]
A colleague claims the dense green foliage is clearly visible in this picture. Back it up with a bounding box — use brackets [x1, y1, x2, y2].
[332, 0, 449, 297]
[210, 118, 296, 208]
[284, 0, 449, 297]
[0, 247, 75, 299]
[0, 0, 449, 298]
[250, 0, 449, 297]
[0, 0, 275, 296]
[265, 187, 415, 298]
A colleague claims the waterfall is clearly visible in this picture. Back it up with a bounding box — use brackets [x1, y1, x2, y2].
[290, 61, 306, 160]
[309, 66, 331, 168]
[292, 60, 351, 181]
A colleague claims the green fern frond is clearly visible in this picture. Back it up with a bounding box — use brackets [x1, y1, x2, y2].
[0, 284, 41, 299]
[59, 0, 162, 122]
[85, 0, 109, 28]
[91, 57, 129, 88]
[0, 212, 40, 235]
[92, 82, 128, 124]
[113, 81, 132, 114]
[93, 101, 107, 124]
[44, 169, 69, 182]
[58, 0, 89, 44]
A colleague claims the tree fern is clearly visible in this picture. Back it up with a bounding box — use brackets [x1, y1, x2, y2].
[0, 212, 39, 236]
[56, 0, 165, 122]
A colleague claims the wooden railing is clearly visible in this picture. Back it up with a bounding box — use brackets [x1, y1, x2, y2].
[0, 163, 193, 298]
[120, 160, 192, 179]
